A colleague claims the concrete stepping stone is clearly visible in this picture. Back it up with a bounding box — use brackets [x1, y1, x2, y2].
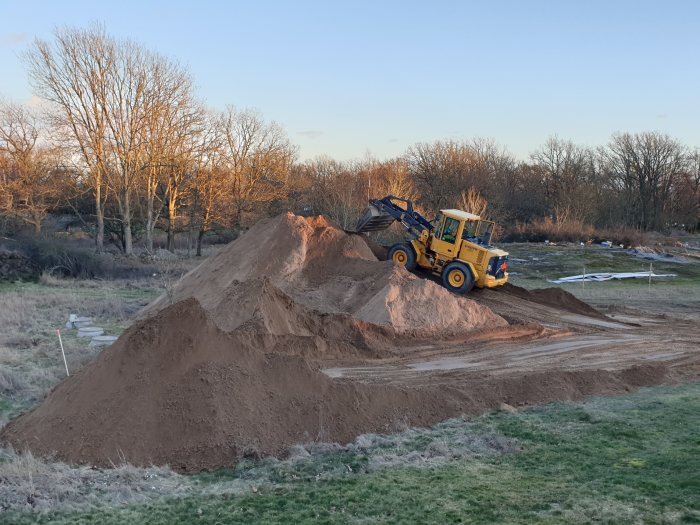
[89, 335, 118, 347]
[66, 316, 92, 329]
[77, 327, 104, 338]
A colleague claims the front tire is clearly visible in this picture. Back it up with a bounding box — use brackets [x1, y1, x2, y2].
[388, 243, 417, 271]
[442, 261, 474, 294]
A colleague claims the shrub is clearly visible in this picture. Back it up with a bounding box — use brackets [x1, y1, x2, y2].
[0, 249, 37, 281]
[5, 236, 158, 280]
[505, 216, 595, 243]
[504, 215, 648, 246]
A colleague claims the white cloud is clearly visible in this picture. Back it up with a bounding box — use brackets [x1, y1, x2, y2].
[0, 32, 29, 46]
[298, 130, 324, 140]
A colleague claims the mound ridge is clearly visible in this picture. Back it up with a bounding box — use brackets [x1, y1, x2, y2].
[144, 213, 506, 336]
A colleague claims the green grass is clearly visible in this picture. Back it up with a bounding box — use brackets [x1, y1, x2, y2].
[504, 243, 700, 316]
[505, 243, 700, 289]
[9, 381, 699, 524]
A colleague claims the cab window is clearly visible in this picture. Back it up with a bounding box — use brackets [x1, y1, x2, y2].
[433, 214, 444, 239]
[441, 217, 459, 243]
[461, 220, 478, 240]
[478, 221, 494, 245]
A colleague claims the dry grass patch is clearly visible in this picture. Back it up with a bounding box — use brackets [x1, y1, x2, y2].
[0, 280, 159, 428]
[0, 448, 188, 513]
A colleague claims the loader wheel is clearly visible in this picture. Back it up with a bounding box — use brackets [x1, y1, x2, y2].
[442, 261, 474, 294]
[388, 243, 417, 271]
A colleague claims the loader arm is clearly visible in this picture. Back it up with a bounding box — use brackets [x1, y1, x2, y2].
[354, 195, 434, 238]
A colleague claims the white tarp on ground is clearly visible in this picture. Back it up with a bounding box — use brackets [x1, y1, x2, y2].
[549, 271, 677, 284]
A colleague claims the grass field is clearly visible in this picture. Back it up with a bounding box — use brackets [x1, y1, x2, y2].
[3, 381, 698, 524]
[504, 243, 700, 315]
[505, 243, 700, 287]
[0, 280, 159, 426]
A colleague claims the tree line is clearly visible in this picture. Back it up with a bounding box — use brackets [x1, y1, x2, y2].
[1, 25, 698, 255]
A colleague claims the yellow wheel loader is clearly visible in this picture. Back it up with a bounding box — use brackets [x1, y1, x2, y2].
[354, 195, 508, 293]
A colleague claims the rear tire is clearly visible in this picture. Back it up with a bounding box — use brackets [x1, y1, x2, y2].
[388, 243, 417, 271]
[442, 261, 474, 294]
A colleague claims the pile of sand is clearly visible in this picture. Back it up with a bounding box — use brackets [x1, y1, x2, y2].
[1, 294, 662, 472]
[0, 214, 508, 470]
[0, 299, 443, 471]
[143, 213, 506, 336]
[498, 283, 609, 320]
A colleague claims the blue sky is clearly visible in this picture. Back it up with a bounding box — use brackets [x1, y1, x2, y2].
[1, 0, 698, 161]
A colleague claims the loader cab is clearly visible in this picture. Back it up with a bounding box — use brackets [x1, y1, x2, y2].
[431, 210, 481, 258]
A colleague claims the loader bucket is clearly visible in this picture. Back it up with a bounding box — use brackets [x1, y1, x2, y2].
[354, 205, 396, 233]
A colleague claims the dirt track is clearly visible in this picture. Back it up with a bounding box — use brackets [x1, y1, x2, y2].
[322, 288, 700, 386]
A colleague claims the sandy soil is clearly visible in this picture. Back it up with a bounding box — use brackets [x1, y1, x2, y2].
[322, 286, 700, 385]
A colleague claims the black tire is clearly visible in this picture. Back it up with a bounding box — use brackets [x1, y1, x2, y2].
[387, 243, 417, 271]
[442, 261, 474, 294]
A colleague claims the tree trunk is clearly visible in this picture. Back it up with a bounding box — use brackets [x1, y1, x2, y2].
[146, 205, 153, 253]
[167, 196, 176, 252]
[196, 228, 204, 257]
[233, 205, 242, 233]
[145, 168, 157, 252]
[95, 195, 104, 253]
[123, 191, 133, 256]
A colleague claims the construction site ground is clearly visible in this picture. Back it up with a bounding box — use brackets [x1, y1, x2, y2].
[324, 238, 700, 398]
[322, 275, 700, 388]
[1, 221, 699, 522]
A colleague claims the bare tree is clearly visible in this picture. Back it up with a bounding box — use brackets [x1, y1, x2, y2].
[670, 149, 700, 230]
[101, 41, 151, 255]
[459, 187, 488, 218]
[219, 107, 295, 229]
[140, 55, 197, 252]
[162, 105, 206, 252]
[406, 140, 473, 213]
[25, 24, 114, 251]
[321, 157, 360, 229]
[501, 162, 548, 224]
[185, 112, 226, 256]
[369, 158, 419, 202]
[600, 132, 688, 230]
[0, 101, 62, 233]
[530, 137, 597, 222]
[406, 139, 514, 219]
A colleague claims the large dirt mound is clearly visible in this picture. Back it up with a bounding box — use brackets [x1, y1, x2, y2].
[1, 214, 510, 470]
[0, 299, 431, 471]
[1, 296, 670, 471]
